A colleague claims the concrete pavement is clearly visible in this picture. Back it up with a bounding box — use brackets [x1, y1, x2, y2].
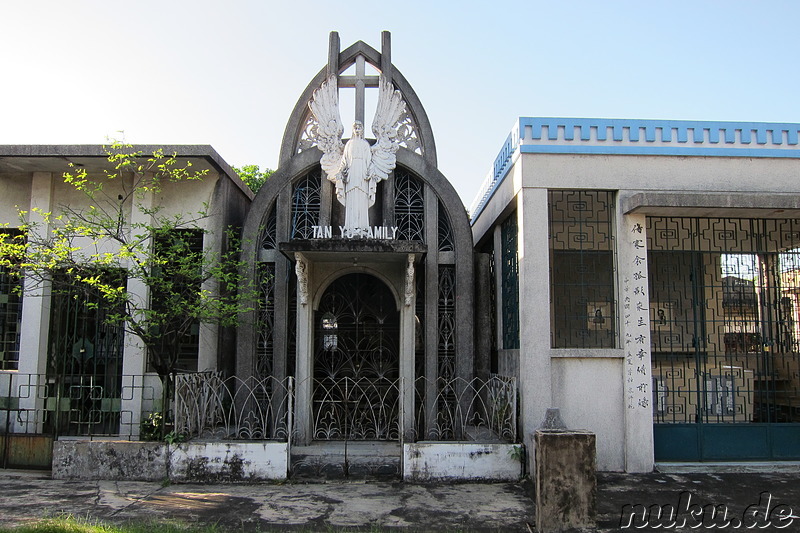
[1, 468, 800, 531]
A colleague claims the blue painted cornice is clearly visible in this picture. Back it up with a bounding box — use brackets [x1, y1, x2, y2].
[470, 118, 800, 223]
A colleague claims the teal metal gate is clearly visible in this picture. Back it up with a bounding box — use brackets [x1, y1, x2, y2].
[648, 217, 800, 461]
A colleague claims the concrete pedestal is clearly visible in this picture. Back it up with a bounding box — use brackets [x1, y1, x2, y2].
[534, 429, 596, 533]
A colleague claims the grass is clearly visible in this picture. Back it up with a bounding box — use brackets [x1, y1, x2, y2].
[0, 517, 476, 533]
[0, 517, 219, 533]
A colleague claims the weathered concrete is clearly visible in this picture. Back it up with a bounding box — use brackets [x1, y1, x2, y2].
[0, 469, 535, 532]
[535, 429, 597, 533]
[171, 442, 287, 482]
[291, 441, 401, 481]
[53, 441, 288, 482]
[52, 440, 168, 481]
[403, 442, 523, 482]
[4, 469, 800, 532]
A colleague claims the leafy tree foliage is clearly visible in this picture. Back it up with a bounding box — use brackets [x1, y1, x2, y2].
[0, 143, 255, 437]
[233, 164, 274, 194]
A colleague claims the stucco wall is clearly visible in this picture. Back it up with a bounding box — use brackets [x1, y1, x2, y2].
[0, 174, 32, 226]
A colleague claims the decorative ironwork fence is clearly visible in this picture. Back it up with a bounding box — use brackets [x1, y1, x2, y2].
[1, 371, 517, 446]
[172, 373, 517, 444]
[312, 376, 400, 440]
[413, 375, 517, 442]
[173, 372, 293, 441]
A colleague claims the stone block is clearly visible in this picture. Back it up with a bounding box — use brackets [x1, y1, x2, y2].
[403, 443, 523, 481]
[170, 441, 287, 482]
[52, 440, 168, 481]
[534, 429, 596, 533]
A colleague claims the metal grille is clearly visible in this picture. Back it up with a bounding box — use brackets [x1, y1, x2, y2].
[412, 375, 517, 442]
[501, 214, 520, 349]
[393, 168, 425, 241]
[438, 201, 454, 252]
[260, 204, 277, 250]
[46, 270, 126, 437]
[549, 190, 616, 348]
[489, 248, 499, 373]
[256, 262, 276, 380]
[414, 266, 426, 379]
[434, 265, 458, 438]
[149, 229, 203, 372]
[312, 274, 400, 440]
[174, 372, 292, 441]
[287, 264, 297, 378]
[0, 230, 23, 371]
[290, 169, 321, 240]
[648, 217, 800, 424]
[437, 265, 456, 382]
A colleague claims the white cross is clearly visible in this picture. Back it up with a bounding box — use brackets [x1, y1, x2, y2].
[338, 54, 379, 126]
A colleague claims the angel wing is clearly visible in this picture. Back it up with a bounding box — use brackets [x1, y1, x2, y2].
[369, 76, 406, 184]
[308, 75, 344, 183]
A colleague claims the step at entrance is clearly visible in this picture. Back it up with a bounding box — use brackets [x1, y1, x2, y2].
[291, 442, 401, 481]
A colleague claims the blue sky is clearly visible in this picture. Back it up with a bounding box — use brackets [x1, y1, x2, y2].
[2, 1, 798, 204]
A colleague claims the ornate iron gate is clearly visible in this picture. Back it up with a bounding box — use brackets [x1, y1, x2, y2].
[46, 273, 126, 437]
[648, 217, 800, 460]
[312, 273, 400, 440]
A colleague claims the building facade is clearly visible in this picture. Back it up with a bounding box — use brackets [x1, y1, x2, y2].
[3, 37, 800, 477]
[470, 118, 800, 471]
[0, 35, 519, 480]
[0, 145, 251, 460]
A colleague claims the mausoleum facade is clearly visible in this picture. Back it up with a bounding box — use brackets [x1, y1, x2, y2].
[2, 33, 800, 478]
[236, 32, 495, 454]
[470, 118, 800, 470]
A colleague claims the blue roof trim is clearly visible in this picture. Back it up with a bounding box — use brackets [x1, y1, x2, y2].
[469, 118, 800, 224]
[518, 118, 800, 146]
[518, 145, 800, 158]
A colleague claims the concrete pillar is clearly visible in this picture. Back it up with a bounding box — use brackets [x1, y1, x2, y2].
[16, 172, 53, 432]
[293, 253, 313, 445]
[400, 254, 417, 441]
[617, 212, 655, 472]
[517, 188, 552, 472]
[119, 189, 153, 439]
[198, 192, 222, 372]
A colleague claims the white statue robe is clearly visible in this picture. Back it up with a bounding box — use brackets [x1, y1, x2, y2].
[339, 137, 372, 235]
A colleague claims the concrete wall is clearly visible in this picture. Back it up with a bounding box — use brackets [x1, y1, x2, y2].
[551, 358, 624, 471]
[403, 443, 523, 481]
[171, 442, 288, 482]
[53, 440, 169, 481]
[521, 153, 800, 193]
[0, 174, 32, 226]
[52, 440, 288, 482]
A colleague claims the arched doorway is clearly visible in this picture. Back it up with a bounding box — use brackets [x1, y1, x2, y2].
[312, 273, 400, 440]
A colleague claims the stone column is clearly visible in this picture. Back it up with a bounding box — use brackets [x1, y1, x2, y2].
[517, 188, 552, 472]
[617, 212, 654, 472]
[119, 189, 153, 439]
[16, 172, 53, 432]
[400, 254, 416, 440]
[198, 188, 222, 372]
[293, 253, 313, 445]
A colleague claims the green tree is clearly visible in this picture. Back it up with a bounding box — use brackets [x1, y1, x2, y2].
[0, 142, 255, 438]
[233, 164, 274, 194]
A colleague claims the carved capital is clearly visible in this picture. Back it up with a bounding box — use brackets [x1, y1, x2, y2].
[404, 253, 415, 307]
[295, 252, 309, 306]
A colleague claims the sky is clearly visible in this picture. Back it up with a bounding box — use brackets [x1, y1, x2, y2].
[2, 1, 799, 205]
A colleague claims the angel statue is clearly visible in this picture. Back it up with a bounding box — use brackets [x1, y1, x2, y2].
[308, 74, 406, 237]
